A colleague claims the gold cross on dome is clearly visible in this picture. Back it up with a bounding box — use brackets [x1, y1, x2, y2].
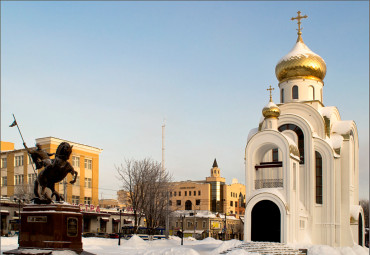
[291, 11, 308, 35]
[267, 85, 274, 101]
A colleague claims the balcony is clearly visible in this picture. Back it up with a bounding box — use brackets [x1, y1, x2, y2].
[255, 179, 283, 189]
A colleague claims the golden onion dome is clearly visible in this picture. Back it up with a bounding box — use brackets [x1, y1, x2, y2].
[275, 35, 326, 83]
[262, 99, 280, 119]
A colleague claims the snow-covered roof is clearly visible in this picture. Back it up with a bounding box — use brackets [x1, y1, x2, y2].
[331, 121, 353, 136]
[318, 106, 337, 119]
[247, 128, 259, 143]
[281, 133, 300, 160]
[326, 134, 344, 150]
[170, 210, 238, 220]
[277, 41, 324, 64]
[264, 101, 278, 109]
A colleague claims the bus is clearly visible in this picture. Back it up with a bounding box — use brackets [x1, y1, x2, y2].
[121, 226, 165, 240]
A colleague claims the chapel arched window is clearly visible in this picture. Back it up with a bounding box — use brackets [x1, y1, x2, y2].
[315, 151, 323, 204]
[281, 89, 284, 103]
[292, 85, 299, 99]
[309, 86, 315, 100]
[278, 124, 304, 164]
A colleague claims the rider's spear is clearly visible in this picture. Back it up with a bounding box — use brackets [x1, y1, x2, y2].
[9, 114, 37, 175]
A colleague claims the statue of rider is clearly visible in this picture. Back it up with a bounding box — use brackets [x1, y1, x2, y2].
[23, 142, 55, 170]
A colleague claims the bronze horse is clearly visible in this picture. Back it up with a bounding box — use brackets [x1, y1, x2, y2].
[33, 142, 78, 204]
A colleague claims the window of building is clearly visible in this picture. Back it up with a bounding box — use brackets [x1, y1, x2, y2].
[84, 178, 92, 188]
[292, 85, 299, 99]
[196, 199, 200, 206]
[231, 211, 233, 214]
[14, 175, 24, 185]
[84, 159, 92, 170]
[272, 148, 279, 162]
[72, 195, 80, 205]
[170, 192, 172, 197]
[179, 191, 181, 196]
[72, 156, 80, 168]
[28, 173, 37, 184]
[84, 197, 91, 205]
[176, 200, 181, 206]
[230, 201, 233, 206]
[15, 155, 23, 167]
[1, 176, 7, 187]
[193, 191, 196, 196]
[315, 151, 323, 204]
[169, 200, 172, 206]
[187, 221, 192, 228]
[309, 86, 315, 100]
[176, 222, 178, 228]
[281, 88, 284, 103]
[1, 158, 7, 168]
[198, 191, 201, 196]
[195, 221, 198, 228]
[235, 202, 238, 207]
[75, 176, 80, 186]
[202, 221, 206, 228]
[185, 191, 187, 196]
[278, 124, 305, 164]
[174, 191, 177, 196]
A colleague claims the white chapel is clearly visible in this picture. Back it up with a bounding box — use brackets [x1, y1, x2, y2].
[244, 12, 365, 247]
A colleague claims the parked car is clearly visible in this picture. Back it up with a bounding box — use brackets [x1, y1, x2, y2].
[82, 232, 96, 238]
[108, 233, 119, 239]
[96, 232, 109, 238]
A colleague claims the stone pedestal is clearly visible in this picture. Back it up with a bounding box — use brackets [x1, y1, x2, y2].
[4, 204, 93, 255]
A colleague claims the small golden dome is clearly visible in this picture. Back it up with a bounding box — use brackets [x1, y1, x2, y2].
[262, 100, 280, 118]
[275, 37, 326, 83]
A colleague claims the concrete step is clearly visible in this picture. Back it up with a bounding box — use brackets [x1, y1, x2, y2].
[220, 241, 307, 255]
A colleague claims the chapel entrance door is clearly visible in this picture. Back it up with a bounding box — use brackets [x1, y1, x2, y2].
[251, 200, 280, 242]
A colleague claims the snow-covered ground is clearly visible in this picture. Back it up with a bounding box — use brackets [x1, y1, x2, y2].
[1, 235, 368, 255]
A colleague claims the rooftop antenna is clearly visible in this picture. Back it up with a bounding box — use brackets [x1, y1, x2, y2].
[161, 119, 166, 174]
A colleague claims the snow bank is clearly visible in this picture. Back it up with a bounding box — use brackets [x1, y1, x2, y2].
[308, 245, 342, 255]
[306, 245, 369, 255]
[198, 237, 222, 244]
[142, 247, 200, 255]
[126, 234, 149, 247]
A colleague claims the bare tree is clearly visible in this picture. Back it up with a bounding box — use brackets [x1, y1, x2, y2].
[14, 184, 34, 202]
[116, 158, 172, 235]
[141, 161, 172, 235]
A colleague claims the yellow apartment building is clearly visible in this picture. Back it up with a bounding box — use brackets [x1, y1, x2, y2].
[0, 137, 102, 206]
[169, 159, 246, 218]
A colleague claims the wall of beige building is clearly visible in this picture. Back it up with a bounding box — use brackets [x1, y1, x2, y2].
[169, 159, 246, 217]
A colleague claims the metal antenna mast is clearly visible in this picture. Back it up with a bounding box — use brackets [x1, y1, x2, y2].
[162, 120, 165, 174]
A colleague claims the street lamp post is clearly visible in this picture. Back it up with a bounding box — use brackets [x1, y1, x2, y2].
[14, 198, 24, 243]
[181, 214, 184, 245]
[223, 212, 227, 241]
[117, 209, 122, 245]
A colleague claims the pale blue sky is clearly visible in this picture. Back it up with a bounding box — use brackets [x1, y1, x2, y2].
[1, 2, 369, 199]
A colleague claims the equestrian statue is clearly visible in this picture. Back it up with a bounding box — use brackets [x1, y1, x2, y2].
[24, 142, 78, 204]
